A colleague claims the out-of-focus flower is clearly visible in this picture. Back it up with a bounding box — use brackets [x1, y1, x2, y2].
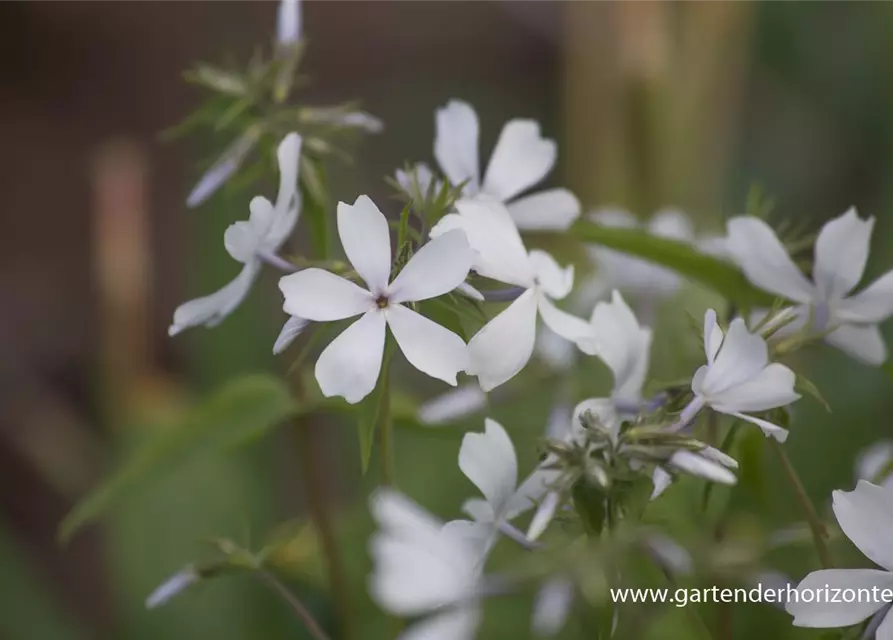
[272, 315, 310, 355]
[186, 128, 262, 208]
[417, 385, 488, 425]
[369, 489, 487, 640]
[146, 567, 199, 609]
[727, 208, 893, 366]
[787, 481, 893, 632]
[532, 578, 574, 637]
[279, 196, 473, 403]
[432, 199, 590, 390]
[856, 441, 893, 489]
[171, 133, 302, 335]
[431, 100, 580, 231]
[276, 0, 302, 47]
[687, 310, 801, 442]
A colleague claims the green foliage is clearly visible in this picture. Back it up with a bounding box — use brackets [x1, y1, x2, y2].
[59, 375, 300, 542]
[570, 220, 775, 308]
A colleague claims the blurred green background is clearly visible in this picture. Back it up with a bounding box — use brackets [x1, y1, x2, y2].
[3, 1, 893, 638]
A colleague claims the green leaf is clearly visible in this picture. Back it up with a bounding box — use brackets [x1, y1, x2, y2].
[570, 220, 775, 307]
[59, 374, 300, 543]
[796, 373, 831, 412]
[883, 360, 893, 384]
[355, 343, 396, 474]
[301, 158, 330, 260]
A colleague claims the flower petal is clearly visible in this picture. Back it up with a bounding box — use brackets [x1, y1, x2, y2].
[825, 323, 887, 366]
[418, 386, 488, 425]
[456, 282, 485, 302]
[838, 270, 893, 324]
[459, 419, 518, 517]
[279, 268, 372, 321]
[482, 120, 556, 201]
[532, 578, 574, 637]
[506, 468, 561, 520]
[273, 315, 309, 355]
[787, 568, 893, 627]
[467, 289, 538, 391]
[856, 441, 893, 485]
[572, 398, 619, 441]
[315, 310, 385, 404]
[528, 250, 574, 299]
[275, 132, 302, 217]
[699, 319, 769, 395]
[506, 188, 580, 231]
[527, 491, 561, 541]
[337, 196, 392, 293]
[398, 608, 482, 640]
[724, 411, 789, 442]
[388, 230, 473, 304]
[649, 208, 695, 241]
[434, 100, 480, 191]
[708, 363, 800, 413]
[703, 308, 724, 365]
[186, 131, 258, 208]
[537, 295, 590, 344]
[651, 467, 673, 500]
[431, 200, 534, 288]
[386, 305, 468, 385]
[726, 217, 814, 303]
[833, 481, 893, 571]
[169, 262, 260, 335]
[276, 0, 302, 45]
[668, 450, 736, 485]
[813, 208, 874, 301]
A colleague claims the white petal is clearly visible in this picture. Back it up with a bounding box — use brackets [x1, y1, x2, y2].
[418, 386, 488, 425]
[386, 304, 468, 385]
[461, 498, 494, 523]
[506, 468, 561, 520]
[396, 162, 439, 197]
[398, 608, 482, 640]
[279, 268, 372, 321]
[838, 270, 893, 324]
[708, 363, 800, 413]
[724, 411, 789, 442]
[532, 579, 574, 637]
[388, 230, 473, 304]
[668, 450, 736, 485]
[856, 441, 893, 484]
[703, 309, 724, 365]
[699, 446, 739, 470]
[315, 310, 385, 404]
[337, 196, 392, 293]
[506, 189, 580, 231]
[589, 207, 637, 228]
[646, 535, 693, 575]
[650, 467, 673, 500]
[726, 217, 814, 303]
[456, 282, 485, 302]
[276, 0, 302, 45]
[169, 262, 260, 335]
[432, 200, 534, 288]
[482, 120, 556, 201]
[825, 323, 887, 366]
[459, 419, 518, 517]
[274, 132, 302, 219]
[467, 289, 538, 391]
[529, 250, 574, 299]
[536, 324, 577, 371]
[572, 398, 620, 442]
[699, 319, 769, 395]
[537, 295, 590, 344]
[787, 569, 893, 627]
[273, 315, 309, 355]
[832, 481, 893, 571]
[224, 218, 259, 263]
[434, 100, 480, 190]
[186, 132, 257, 208]
[146, 568, 198, 609]
[813, 208, 874, 300]
[876, 608, 893, 640]
[527, 491, 560, 541]
[649, 208, 695, 241]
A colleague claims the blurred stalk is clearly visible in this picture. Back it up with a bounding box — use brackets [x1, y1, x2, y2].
[257, 569, 332, 640]
[563, 1, 753, 219]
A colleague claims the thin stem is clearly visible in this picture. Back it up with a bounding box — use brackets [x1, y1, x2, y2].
[481, 286, 526, 302]
[379, 356, 396, 486]
[660, 568, 715, 640]
[257, 569, 332, 640]
[257, 250, 299, 273]
[769, 439, 833, 569]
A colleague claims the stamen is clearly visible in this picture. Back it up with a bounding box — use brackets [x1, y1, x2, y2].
[376, 295, 389, 309]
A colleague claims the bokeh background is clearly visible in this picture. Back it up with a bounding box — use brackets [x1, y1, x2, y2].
[3, 1, 893, 638]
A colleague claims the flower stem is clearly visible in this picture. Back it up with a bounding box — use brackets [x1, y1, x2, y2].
[257, 569, 332, 640]
[379, 353, 396, 486]
[769, 439, 833, 569]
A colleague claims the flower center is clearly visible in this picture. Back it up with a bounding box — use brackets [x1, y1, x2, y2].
[375, 295, 390, 309]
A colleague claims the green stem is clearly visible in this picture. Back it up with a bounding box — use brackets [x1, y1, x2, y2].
[257, 569, 333, 640]
[379, 357, 396, 487]
[769, 439, 833, 569]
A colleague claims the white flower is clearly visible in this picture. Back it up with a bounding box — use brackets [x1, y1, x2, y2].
[787, 481, 893, 633]
[278, 196, 473, 404]
[171, 133, 301, 335]
[650, 447, 738, 500]
[689, 309, 801, 442]
[277, 0, 302, 46]
[532, 578, 574, 637]
[458, 419, 558, 549]
[417, 385, 488, 425]
[300, 107, 384, 134]
[432, 199, 590, 391]
[146, 567, 199, 609]
[272, 315, 310, 355]
[727, 208, 893, 366]
[432, 100, 580, 231]
[575, 290, 652, 410]
[369, 489, 487, 640]
[857, 441, 893, 489]
[395, 163, 442, 201]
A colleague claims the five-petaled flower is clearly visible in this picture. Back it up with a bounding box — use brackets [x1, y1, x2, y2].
[727, 208, 893, 366]
[278, 195, 473, 404]
[431, 100, 580, 231]
[170, 133, 301, 335]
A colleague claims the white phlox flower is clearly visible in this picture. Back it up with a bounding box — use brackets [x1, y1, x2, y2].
[687, 309, 801, 442]
[575, 290, 653, 412]
[727, 208, 893, 366]
[650, 446, 739, 500]
[787, 481, 893, 635]
[369, 489, 489, 640]
[277, 0, 302, 47]
[432, 198, 590, 391]
[170, 133, 302, 335]
[857, 441, 893, 489]
[432, 100, 580, 231]
[417, 385, 488, 426]
[278, 195, 473, 404]
[458, 419, 558, 550]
